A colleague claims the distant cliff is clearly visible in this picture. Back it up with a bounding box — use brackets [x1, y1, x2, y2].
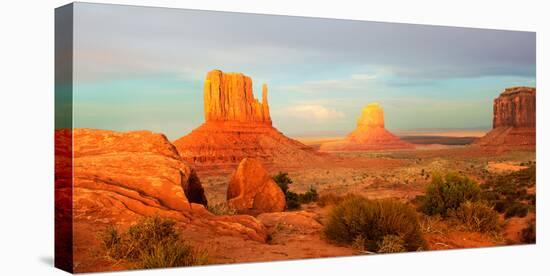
[476, 87, 536, 152]
[493, 86, 536, 128]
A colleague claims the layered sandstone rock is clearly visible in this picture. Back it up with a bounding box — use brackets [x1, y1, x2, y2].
[55, 128, 270, 272]
[320, 103, 413, 151]
[475, 87, 536, 151]
[227, 158, 286, 214]
[174, 70, 322, 167]
[204, 70, 272, 124]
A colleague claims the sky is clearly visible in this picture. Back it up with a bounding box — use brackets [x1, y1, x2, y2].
[72, 3, 536, 140]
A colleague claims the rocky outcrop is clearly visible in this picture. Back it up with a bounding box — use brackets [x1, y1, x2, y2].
[320, 103, 413, 151]
[55, 128, 271, 272]
[475, 87, 536, 151]
[174, 70, 323, 167]
[227, 158, 286, 214]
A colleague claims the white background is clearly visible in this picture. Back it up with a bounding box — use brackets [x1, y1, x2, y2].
[0, 0, 548, 275]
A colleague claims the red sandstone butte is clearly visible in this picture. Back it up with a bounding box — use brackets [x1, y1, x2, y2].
[173, 69, 322, 167]
[320, 103, 413, 151]
[475, 87, 536, 151]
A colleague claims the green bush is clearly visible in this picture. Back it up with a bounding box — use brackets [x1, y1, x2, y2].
[299, 187, 319, 204]
[521, 219, 536, 243]
[285, 191, 301, 209]
[504, 202, 529, 218]
[324, 196, 426, 252]
[100, 215, 208, 269]
[449, 201, 499, 232]
[420, 172, 481, 216]
[273, 172, 292, 194]
[273, 172, 319, 209]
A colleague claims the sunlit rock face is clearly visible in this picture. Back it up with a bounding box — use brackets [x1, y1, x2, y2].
[174, 70, 322, 167]
[476, 87, 536, 151]
[320, 102, 413, 151]
[204, 70, 272, 125]
[227, 158, 286, 215]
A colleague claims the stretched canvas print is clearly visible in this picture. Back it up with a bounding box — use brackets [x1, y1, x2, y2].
[55, 2, 536, 273]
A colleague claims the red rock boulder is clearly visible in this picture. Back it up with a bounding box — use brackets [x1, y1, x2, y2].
[227, 158, 286, 214]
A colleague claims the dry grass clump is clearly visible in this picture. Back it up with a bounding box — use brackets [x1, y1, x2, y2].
[207, 202, 237, 216]
[324, 196, 426, 253]
[377, 235, 407, 253]
[100, 215, 209, 269]
[449, 201, 500, 233]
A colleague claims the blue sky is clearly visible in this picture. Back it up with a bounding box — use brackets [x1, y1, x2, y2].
[72, 3, 536, 139]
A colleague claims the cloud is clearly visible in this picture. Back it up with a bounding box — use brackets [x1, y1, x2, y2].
[281, 104, 345, 120]
[277, 73, 378, 93]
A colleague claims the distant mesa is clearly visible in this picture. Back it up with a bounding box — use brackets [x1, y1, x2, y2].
[173, 69, 322, 167]
[320, 102, 413, 151]
[475, 86, 536, 151]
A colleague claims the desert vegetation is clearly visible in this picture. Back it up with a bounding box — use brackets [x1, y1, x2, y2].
[480, 165, 535, 218]
[448, 201, 500, 233]
[418, 172, 481, 217]
[273, 172, 319, 209]
[324, 195, 426, 253]
[100, 215, 209, 269]
[521, 218, 536, 243]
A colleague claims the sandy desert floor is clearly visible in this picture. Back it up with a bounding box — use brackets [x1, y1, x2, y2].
[195, 146, 535, 264]
[71, 145, 535, 272]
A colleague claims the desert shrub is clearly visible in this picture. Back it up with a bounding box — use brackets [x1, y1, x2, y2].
[324, 196, 426, 252]
[299, 187, 319, 204]
[481, 165, 536, 216]
[504, 202, 529, 218]
[273, 172, 319, 209]
[100, 225, 124, 259]
[273, 172, 293, 194]
[521, 219, 536, 243]
[420, 172, 481, 217]
[449, 201, 499, 232]
[100, 215, 208, 269]
[377, 235, 406, 253]
[207, 202, 237, 216]
[285, 191, 301, 209]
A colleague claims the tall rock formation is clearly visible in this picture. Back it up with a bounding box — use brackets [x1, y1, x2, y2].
[320, 103, 413, 151]
[204, 70, 272, 124]
[174, 70, 321, 167]
[475, 87, 536, 151]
